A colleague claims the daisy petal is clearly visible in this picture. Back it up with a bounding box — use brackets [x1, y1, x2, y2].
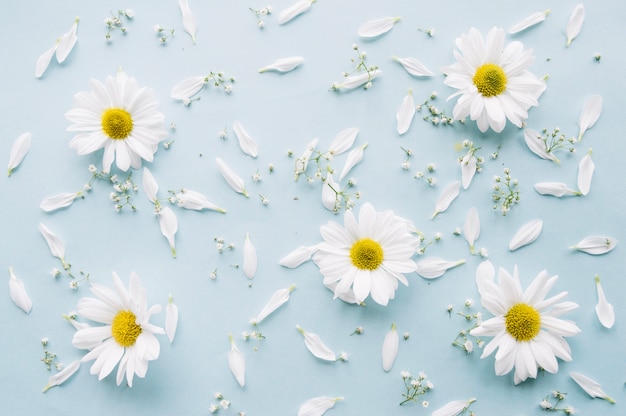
[251, 284, 296, 325]
[165, 295, 178, 343]
[432, 398, 476, 416]
[578, 95, 602, 141]
[566, 4, 585, 46]
[42, 360, 81, 392]
[227, 335, 245, 387]
[8, 267, 32, 313]
[56, 17, 79, 63]
[158, 207, 178, 257]
[508, 10, 550, 34]
[357, 16, 401, 38]
[524, 128, 559, 163]
[416, 257, 465, 279]
[328, 127, 358, 156]
[391, 56, 433, 77]
[338, 143, 367, 181]
[570, 371, 615, 403]
[142, 167, 159, 204]
[40, 192, 80, 212]
[594, 276, 614, 329]
[432, 181, 461, 219]
[396, 89, 415, 135]
[258, 56, 304, 73]
[233, 120, 258, 158]
[508, 219, 543, 251]
[7, 132, 31, 176]
[35, 46, 56, 78]
[243, 233, 257, 279]
[216, 157, 248, 197]
[463, 207, 480, 252]
[278, 0, 315, 25]
[534, 182, 579, 197]
[297, 325, 336, 361]
[570, 236, 617, 255]
[381, 323, 399, 371]
[577, 149, 594, 195]
[297, 396, 343, 416]
[178, 0, 197, 43]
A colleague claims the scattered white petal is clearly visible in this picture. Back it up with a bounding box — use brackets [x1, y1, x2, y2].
[570, 372, 615, 403]
[396, 89, 415, 135]
[228, 334, 246, 387]
[381, 323, 399, 372]
[338, 143, 367, 181]
[432, 181, 461, 219]
[296, 137, 319, 177]
[251, 284, 296, 325]
[508, 9, 550, 34]
[35, 46, 56, 78]
[7, 132, 31, 176]
[9, 267, 32, 314]
[42, 360, 81, 392]
[463, 207, 480, 252]
[570, 236, 617, 255]
[40, 192, 80, 212]
[322, 173, 340, 212]
[357, 16, 401, 38]
[38, 223, 66, 263]
[594, 276, 615, 329]
[243, 233, 257, 279]
[259, 56, 304, 73]
[297, 325, 336, 361]
[534, 182, 580, 197]
[460, 153, 477, 190]
[578, 95, 602, 141]
[159, 206, 178, 258]
[297, 396, 343, 416]
[175, 189, 226, 213]
[416, 258, 466, 279]
[179, 0, 197, 43]
[524, 128, 559, 163]
[279, 245, 320, 268]
[432, 398, 477, 416]
[566, 4, 585, 46]
[56, 17, 79, 63]
[508, 219, 543, 251]
[233, 121, 258, 158]
[216, 157, 248, 197]
[165, 295, 179, 343]
[391, 56, 433, 77]
[577, 149, 594, 195]
[142, 167, 159, 204]
[278, 0, 315, 25]
[170, 76, 206, 101]
[332, 69, 382, 91]
[328, 127, 358, 156]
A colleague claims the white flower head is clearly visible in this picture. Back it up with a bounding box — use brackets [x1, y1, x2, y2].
[66, 70, 167, 173]
[441, 27, 546, 133]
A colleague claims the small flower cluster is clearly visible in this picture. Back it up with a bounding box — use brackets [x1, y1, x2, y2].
[449, 300, 484, 354]
[331, 43, 379, 90]
[104, 9, 133, 40]
[538, 127, 576, 156]
[458, 140, 484, 172]
[84, 165, 138, 212]
[417, 92, 459, 125]
[50, 252, 90, 290]
[154, 24, 175, 44]
[414, 163, 437, 186]
[492, 168, 520, 215]
[40, 338, 63, 371]
[249, 6, 272, 29]
[204, 71, 235, 94]
[539, 391, 575, 414]
[325, 178, 362, 212]
[399, 370, 434, 406]
[242, 329, 266, 351]
[208, 392, 234, 414]
[416, 231, 442, 255]
[214, 237, 235, 254]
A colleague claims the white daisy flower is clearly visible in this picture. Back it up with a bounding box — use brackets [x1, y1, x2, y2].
[441, 27, 546, 133]
[312, 202, 420, 306]
[72, 271, 164, 387]
[470, 261, 580, 384]
[65, 70, 168, 173]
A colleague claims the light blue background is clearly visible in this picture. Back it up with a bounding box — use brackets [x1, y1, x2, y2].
[1, 1, 625, 415]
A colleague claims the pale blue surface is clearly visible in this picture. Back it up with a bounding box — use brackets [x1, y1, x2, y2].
[1, 1, 625, 415]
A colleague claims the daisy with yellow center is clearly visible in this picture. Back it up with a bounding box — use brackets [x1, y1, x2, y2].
[441, 27, 546, 133]
[470, 261, 580, 384]
[312, 202, 420, 306]
[66, 70, 167, 173]
[72, 272, 164, 387]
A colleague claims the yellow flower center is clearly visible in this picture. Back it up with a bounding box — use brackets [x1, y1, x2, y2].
[101, 108, 133, 140]
[472, 63, 507, 97]
[349, 238, 384, 270]
[111, 310, 142, 347]
[505, 303, 541, 342]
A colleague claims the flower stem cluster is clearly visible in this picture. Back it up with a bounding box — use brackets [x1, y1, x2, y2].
[538, 127, 576, 156]
[414, 163, 437, 186]
[326, 181, 362, 212]
[40, 338, 63, 371]
[214, 237, 235, 254]
[418, 27, 435, 37]
[350, 326, 364, 336]
[51, 251, 90, 290]
[154, 24, 175, 44]
[399, 370, 434, 406]
[104, 9, 133, 40]
[242, 329, 266, 352]
[540, 391, 575, 414]
[450, 301, 484, 354]
[331, 43, 379, 90]
[249, 6, 272, 29]
[417, 91, 459, 125]
[204, 71, 236, 94]
[208, 392, 233, 414]
[492, 168, 520, 215]
[458, 139, 484, 172]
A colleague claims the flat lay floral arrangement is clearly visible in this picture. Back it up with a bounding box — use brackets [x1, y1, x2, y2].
[2, 1, 625, 415]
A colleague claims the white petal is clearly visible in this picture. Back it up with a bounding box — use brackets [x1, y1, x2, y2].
[142, 167, 159, 203]
[297, 325, 336, 361]
[566, 4, 585, 46]
[42, 360, 81, 392]
[570, 236, 617, 255]
[258, 56, 304, 73]
[332, 70, 382, 90]
[215, 157, 248, 197]
[251, 284, 296, 325]
[297, 396, 343, 416]
[595, 276, 615, 329]
[40, 192, 79, 212]
[38, 223, 66, 261]
[416, 257, 466, 279]
[391, 56, 433, 77]
[533, 182, 579, 197]
[176, 189, 226, 213]
[570, 372, 615, 403]
[227, 335, 246, 387]
[357, 16, 401, 38]
[460, 153, 477, 189]
[381, 323, 399, 371]
[396, 89, 415, 135]
[233, 121, 258, 158]
[9, 267, 32, 313]
[243, 233, 257, 279]
[165, 295, 179, 343]
[56, 17, 79, 64]
[295, 137, 319, 177]
[7, 132, 32, 176]
[432, 398, 476, 416]
[432, 181, 461, 219]
[179, 0, 197, 43]
[577, 149, 594, 195]
[35, 46, 56, 78]
[524, 129, 559, 163]
[508, 10, 550, 34]
[170, 76, 205, 100]
[508, 219, 543, 251]
[578, 95, 602, 141]
[463, 207, 480, 251]
[159, 207, 178, 257]
[338, 143, 367, 181]
[278, 0, 314, 25]
[279, 245, 319, 268]
[322, 173, 340, 212]
[328, 127, 358, 156]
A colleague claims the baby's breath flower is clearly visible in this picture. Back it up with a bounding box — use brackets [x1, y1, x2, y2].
[399, 370, 434, 405]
